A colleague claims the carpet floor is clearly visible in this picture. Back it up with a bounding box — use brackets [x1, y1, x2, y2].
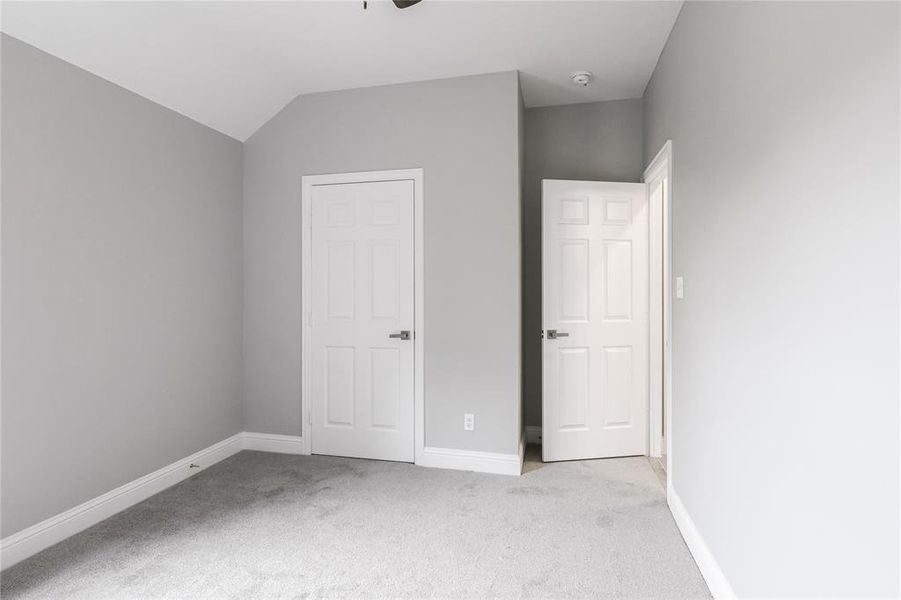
[1, 447, 710, 599]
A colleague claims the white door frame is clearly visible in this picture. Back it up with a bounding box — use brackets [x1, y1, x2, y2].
[301, 168, 425, 462]
[644, 141, 673, 489]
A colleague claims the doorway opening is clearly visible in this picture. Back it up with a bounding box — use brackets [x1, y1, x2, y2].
[537, 142, 672, 487]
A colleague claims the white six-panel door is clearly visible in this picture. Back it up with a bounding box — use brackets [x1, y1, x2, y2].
[542, 180, 649, 462]
[310, 179, 415, 462]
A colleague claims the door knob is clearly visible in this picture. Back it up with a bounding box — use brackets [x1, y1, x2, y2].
[389, 330, 412, 340]
[546, 330, 569, 340]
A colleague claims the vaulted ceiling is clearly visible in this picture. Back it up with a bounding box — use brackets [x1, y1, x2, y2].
[2, 1, 682, 141]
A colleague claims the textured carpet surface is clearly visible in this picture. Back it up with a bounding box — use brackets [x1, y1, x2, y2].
[1, 448, 710, 599]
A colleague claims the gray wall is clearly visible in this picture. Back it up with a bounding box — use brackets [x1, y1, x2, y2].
[243, 72, 522, 455]
[643, 2, 899, 596]
[1, 35, 244, 537]
[522, 100, 643, 426]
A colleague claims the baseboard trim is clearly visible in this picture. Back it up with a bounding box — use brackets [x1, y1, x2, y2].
[2, 430, 524, 570]
[243, 432, 306, 455]
[417, 445, 522, 476]
[525, 425, 542, 445]
[0, 432, 244, 571]
[667, 485, 736, 599]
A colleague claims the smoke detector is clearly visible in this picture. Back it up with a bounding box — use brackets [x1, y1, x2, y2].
[571, 72, 593, 87]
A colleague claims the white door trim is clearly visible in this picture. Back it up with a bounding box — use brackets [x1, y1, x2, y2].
[644, 141, 673, 486]
[301, 169, 425, 462]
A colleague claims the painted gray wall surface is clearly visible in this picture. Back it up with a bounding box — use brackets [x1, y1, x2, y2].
[1, 35, 244, 537]
[643, 3, 899, 596]
[243, 72, 522, 454]
[522, 100, 643, 426]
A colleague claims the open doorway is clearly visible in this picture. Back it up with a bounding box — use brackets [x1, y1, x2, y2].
[644, 141, 673, 492]
[535, 142, 672, 490]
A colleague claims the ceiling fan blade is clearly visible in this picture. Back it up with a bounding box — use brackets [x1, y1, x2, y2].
[392, 0, 422, 8]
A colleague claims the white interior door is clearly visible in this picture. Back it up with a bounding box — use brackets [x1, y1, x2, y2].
[311, 179, 414, 462]
[542, 179, 649, 462]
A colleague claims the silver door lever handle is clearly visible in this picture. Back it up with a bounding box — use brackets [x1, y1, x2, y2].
[389, 330, 412, 340]
[546, 330, 569, 339]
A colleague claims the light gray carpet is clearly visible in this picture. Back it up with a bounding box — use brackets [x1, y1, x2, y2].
[1, 447, 710, 599]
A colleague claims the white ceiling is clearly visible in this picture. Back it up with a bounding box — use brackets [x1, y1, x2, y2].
[1, 1, 682, 141]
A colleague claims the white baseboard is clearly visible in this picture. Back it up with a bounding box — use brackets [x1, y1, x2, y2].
[525, 425, 542, 445]
[1, 429, 523, 571]
[667, 485, 736, 599]
[0, 433, 244, 571]
[417, 444, 522, 476]
[243, 432, 306, 455]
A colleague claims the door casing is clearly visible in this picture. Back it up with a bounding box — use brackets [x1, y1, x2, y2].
[644, 140, 673, 492]
[301, 169, 425, 461]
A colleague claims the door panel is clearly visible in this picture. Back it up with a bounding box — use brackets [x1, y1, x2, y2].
[370, 348, 400, 429]
[560, 239, 590, 321]
[311, 179, 414, 462]
[604, 240, 633, 319]
[326, 346, 355, 427]
[558, 346, 590, 429]
[602, 346, 633, 426]
[543, 180, 648, 462]
[327, 242, 355, 319]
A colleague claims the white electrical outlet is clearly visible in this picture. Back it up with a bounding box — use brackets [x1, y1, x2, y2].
[675, 276, 684, 299]
[463, 413, 475, 431]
